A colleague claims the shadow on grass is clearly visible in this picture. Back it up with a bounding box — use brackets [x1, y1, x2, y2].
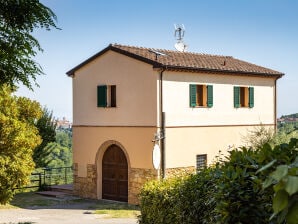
[2, 191, 140, 218]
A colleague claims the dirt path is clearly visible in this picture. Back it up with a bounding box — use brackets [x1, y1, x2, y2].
[0, 193, 138, 224]
[0, 204, 138, 224]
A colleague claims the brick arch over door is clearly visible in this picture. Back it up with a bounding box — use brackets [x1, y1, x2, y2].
[95, 140, 130, 202]
[102, 144, 128, 202]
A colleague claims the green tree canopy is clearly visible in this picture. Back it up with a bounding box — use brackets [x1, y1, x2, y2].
[0, 86, 42, 204]
[0, 0, 58, 89]
[33, 107, 57, 168]
[41, 142, 72, 168]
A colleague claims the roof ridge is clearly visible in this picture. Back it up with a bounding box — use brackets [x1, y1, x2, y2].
[67, 43, 284, 77]
[111, 43, 233, 58]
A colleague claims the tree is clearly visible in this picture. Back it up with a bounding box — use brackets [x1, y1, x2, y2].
[33, 107, 57, 168]
[0, 0, 58, 89]
[0, 86, 42, 204]
[56, 130, 72, 149]
[41, 142, 72, 168]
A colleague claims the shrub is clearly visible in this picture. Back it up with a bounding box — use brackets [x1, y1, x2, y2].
[138, 168, 218, 224]
[138, 138, 298, 224]
[215, 139, 298, 224]
[258, 138, 298, 224]
[138, 177, 182, 224]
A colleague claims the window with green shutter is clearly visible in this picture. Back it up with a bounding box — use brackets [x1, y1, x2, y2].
[97, 85, 117, 108]
[234, 86, 254, 108]
[249, 87, 254, 108]
[234, 86, 240, 108]
[97, 85, 107, 107]
[207, 85, 213, 108]
[189, 84, 213, 108]
[189, 84, 197, 107]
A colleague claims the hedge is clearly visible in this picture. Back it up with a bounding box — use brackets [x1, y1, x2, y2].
[138, 138, 298, 224]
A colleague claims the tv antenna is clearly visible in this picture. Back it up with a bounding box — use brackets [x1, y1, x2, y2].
[174, 24, 187, 52]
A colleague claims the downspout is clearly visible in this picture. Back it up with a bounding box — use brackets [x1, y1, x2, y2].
[159, 68, 166, 179]
[274, 78, 277, 131]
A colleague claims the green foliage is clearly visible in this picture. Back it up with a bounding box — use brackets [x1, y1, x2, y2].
[139, 169, 218, 224]
[33, 108, 56, 167]
[56, 130, 72, 149]
[33, 107, 56, 168]
[139, 177, 182, 224]
[0, 0, 58, 89]
[139, 139, 298, 223]
[242, 125, 275, 149]
[214, 146, 274, 223]
[0, 86, 42, 204]
[42, 142, 72, 168]
[259, 139, 298, 224]
[37, 128, 73, 169]
[273, 124, 298, 146]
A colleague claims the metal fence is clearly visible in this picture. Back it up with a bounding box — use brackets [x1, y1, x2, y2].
[16, 166, 73, 190]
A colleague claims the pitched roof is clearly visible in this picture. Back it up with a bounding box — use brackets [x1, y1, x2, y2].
[66, 43, 284, 78]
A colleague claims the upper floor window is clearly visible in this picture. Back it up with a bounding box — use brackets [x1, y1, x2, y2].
[97, 85, 116, 107]
[189, 84, 213, 108]
[234, 86, 254, 108]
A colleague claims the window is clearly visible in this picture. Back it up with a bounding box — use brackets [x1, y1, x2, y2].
[97, 85, 116, 107]
[196, 154, 207, 171]
[189, 84, 213, 108]
[234, 86, 254, 108]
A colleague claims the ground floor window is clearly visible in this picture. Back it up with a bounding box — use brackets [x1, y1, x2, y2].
[196, 154, 207, 171]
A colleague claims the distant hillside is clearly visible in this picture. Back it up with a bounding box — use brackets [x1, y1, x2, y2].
[280, 113, 298, 119]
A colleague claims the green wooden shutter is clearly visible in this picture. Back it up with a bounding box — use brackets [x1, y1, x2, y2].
[249, 87, 254, 108]
[207, 85, 213, 108]
[189, 84, 197, 107]
[97, 85, 107, 107]
[234, 86, 240, 108]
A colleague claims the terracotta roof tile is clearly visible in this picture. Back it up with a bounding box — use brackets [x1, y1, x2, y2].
[66, 43, 284, 78]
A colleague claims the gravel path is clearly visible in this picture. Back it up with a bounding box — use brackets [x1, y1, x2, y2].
[0, 201, 138, 224]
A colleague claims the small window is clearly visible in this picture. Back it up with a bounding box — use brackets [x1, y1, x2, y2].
[189, 84, 213, 108]
[196, 154, 207, 171]
[97, 85, 116, 108]
[234, 86, 254, 108]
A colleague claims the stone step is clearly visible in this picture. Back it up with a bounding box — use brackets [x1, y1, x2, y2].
[50, 184, 73, 194]
[36, 191, 71, 198]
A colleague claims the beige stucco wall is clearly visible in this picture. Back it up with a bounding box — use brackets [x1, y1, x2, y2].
[164, 124, 275, 168]
[72, 51, 158, 126]
[73, 126, 157, 177]
[162, 71, 276, 127]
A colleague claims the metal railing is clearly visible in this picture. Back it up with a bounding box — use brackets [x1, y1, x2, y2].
[15, 166, 73, 190]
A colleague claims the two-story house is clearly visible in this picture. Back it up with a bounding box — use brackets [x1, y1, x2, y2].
[66, 44, 283, 204]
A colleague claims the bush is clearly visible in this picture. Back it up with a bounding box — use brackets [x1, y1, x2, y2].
[138, 168, 218, 224]
[215, 139, 298, 224]
[138, 177, 181, 224]
[138, 138, 298, 224]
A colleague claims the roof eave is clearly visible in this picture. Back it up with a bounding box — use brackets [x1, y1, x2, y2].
[66, 44, 163, 77]
[66, 45, 112, 77]
[155, 65, 284, 78]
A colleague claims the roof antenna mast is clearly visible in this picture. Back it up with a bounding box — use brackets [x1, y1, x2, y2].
[174, 24, 187, 52]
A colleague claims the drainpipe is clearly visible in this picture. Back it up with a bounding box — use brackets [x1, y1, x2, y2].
[159, 69, 166, 179]
[274, 79, 277, 132]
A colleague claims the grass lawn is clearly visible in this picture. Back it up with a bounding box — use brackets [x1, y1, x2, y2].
[0, 192, 61, 209]
[91, 201, 140, 218]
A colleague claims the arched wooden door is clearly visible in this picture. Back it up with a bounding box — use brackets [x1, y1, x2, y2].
[102, 144, 128, 202]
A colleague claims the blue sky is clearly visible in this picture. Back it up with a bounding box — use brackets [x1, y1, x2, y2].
[16, 0, 298, 120]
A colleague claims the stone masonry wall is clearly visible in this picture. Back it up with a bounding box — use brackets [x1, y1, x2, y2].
[73, 164, 194, 204]
[129, 168, 158, 204]
[73, 163, 97, 199]
[165, 166, 196, 178]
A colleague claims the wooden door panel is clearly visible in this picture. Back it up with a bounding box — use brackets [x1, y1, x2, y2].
[102, 145, 128, 202]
